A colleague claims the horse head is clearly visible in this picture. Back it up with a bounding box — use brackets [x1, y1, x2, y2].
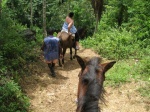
[76, 55, 116, 112]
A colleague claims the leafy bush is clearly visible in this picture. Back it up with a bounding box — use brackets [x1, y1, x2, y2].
[81, 28, 141, 60]
[126, 0, 150, 41]
[0, 77, 30, 112]
[0, 8, 38, 71]
[0, 9, 38, 111]
[101, 0, 150, 42]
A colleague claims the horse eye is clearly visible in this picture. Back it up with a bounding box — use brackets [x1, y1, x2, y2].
[82, 78, 89, 85]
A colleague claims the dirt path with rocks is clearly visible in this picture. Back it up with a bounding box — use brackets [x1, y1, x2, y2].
[20, 46, 149, 112]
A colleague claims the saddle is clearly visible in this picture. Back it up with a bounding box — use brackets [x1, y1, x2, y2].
[61, 30, 75, 39]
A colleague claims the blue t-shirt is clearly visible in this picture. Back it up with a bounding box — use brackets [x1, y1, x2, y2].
[43, 36, 60, 61]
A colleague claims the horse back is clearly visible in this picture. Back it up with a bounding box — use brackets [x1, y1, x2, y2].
[57, 32, 70, 41]
[57, 32, 62, 38]
[57, 32, 73, 48]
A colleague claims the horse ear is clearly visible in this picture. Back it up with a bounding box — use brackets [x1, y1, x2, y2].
[75, 55, 86, 70]
[101, 61, 116, 73]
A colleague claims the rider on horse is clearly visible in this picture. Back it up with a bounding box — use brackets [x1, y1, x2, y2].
[61, 12, 79, 50]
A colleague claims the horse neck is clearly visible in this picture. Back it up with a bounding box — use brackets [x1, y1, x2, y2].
[82, 101, 100, 112]
[81, 81, 105, 112]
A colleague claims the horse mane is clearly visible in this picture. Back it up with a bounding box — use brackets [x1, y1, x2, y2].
[87, 57, 102, 66]
[79, 57, 106, 112]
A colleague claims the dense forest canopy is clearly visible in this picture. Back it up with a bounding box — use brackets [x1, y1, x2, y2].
[0, 0, 149, 111]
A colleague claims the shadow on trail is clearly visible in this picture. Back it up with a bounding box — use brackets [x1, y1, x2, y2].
[57, 52, 80, 71]
[20, 48, 89, 97]
[20, 58, 69, 95]
[57, 48, 94, 71]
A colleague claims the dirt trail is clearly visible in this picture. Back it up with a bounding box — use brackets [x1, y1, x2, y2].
[20, 46, 149, 112]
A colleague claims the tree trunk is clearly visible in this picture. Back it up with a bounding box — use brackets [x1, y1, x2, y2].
[91, 0, 104, 33]
[30, 0, 33, 28]
[43, 0, 47, 38]
[95, 13, 99, 33]
[117, 4, 128, 27]
[0, 0, 2, 17]
[67, 0, 71, 13]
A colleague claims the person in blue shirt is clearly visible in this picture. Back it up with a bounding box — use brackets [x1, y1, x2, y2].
[41, 29, 62, 77]
[62, 12, 79, 50]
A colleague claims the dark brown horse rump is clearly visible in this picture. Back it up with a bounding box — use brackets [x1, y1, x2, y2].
[57, 31, 77, 66]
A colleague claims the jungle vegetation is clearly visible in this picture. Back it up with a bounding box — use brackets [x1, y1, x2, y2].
[0, 0, 149, 111]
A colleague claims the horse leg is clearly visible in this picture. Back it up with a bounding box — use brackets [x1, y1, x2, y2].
[70, 47, 73, 60]
[58, 59, 62, 67]
[62, 48, 66, 64]
[59, 48, 62, 67]
[73, 48, 77, 59]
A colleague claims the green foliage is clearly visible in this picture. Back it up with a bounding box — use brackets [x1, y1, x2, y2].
[81, 27, 149, 89]
[130, 55, 150, 81]
[0, 77, 30, 112]
[102, 0, 150, 42]
[137, 84, 150, 99]
[72, 0, 95, 31]
[81, 27, 142, 60]
[81, 0, 150, 88]
[134, 56, 150, 98]
[0, 8, 38, 72]
[47, 0, 95, 35]
[1, 0, 149, 104]
[105, 60, 131, 86]
[105, 57, 150, 87]
[126, 0, 150, 41]
[0, 9, 40, 111]
[0, 56, 7, 75]
[3, 0, 95, 35]
[46, 1, 67, 30]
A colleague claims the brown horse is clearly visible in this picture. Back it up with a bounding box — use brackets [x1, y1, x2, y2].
[76, 55, 116, 112]
[57, 31, 77, 66]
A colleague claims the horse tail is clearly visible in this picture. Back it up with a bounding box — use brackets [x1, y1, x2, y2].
[68, 34, 72, 41]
